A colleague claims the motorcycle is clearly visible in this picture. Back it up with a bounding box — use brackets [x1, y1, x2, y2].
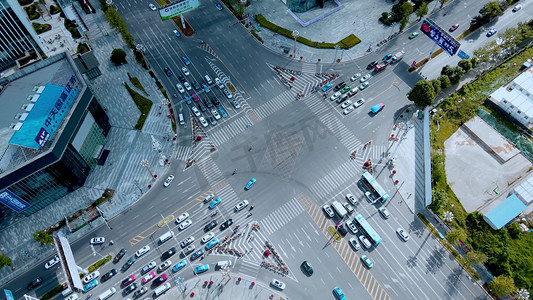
[211, 211, 218, 217]
[247, 212, 253, 218]
[249, 205, 254, 211]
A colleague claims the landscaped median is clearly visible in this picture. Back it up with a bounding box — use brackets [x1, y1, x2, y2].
[255, 14, 360, 49]
[124, 82, 153, 130]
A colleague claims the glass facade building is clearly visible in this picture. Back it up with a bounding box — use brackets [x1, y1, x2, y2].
[284, 0, 323, 13]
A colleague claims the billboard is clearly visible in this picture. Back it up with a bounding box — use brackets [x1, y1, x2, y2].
[421, 19, 460, 56]
[160, 0, 199, 20]
[0, 190, 30, 213]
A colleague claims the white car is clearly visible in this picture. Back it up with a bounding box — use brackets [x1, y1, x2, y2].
[396, 228, 410, 241]
[364, 191, 376, 203]
[90, 237, 105, 245]
[223, 89, 233, 99]
[176, 84, 185, 94]
[343, 105, 355, 115]
[180, 236, 195, 248]
[330, 91, 341, 101]
[349, 237, 361, 250]
[234, 200, 249, 212]
[211, 109, 221, 120]
[359, 82, 369, 90]
[379, 207, 391, 219]
[323, 205, 334, 218]
[346, 194, 357, 206]
[175, 212, 189, 224]
[184, 82, 192, 91]
[271, 279, 286, 290]
[163, 175, 174, 187]
[201, 232, 215, 243]
[149, 3, 156, 10]
[215, 78, 224, 89]
[360, 74, 371, 82]
[232, 100, 241, 109]
[341, 100, 352, 109]
[179, 219, 192, 231]
[513, 4, 522, 12]
[343, 202, 354, 214]
[158, 260, 172, 272]
[354, 98, 365, 108]
[350, 73, 361, 81]
[44, 256, 60, 269]
[181, 67, 190, 76]
[83, 271, 100, 284]
[65, 294, 79, 300]
[204, 194, 215, 203]
[346, 221, 358, 234]
[199, 117, 208, 127]
[359, 235, 372, 248]
[136, 245, 151, 258]
[191, 106, 201, 117]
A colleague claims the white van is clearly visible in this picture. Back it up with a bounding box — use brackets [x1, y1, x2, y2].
[217, 260, 231, 269]
[153, 282, 171, 297]
[204, 75, 213, 85]
[178, 114, 184, 125]
[159, 231, 174, 244]
[61, 288, 73, 297]
[98, 287, 116, 300]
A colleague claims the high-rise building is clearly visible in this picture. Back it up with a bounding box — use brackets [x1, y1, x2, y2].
[0, 0, 42, 71]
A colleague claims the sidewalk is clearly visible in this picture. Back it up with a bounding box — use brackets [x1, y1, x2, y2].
[161, 273, 287, 300]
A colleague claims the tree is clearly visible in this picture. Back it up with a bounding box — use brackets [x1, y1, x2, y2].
[439, 0, 449, 8]
[458, 59, 472, 73]
[438, 75, 451, 89]
[490, 275, 517, 297]
[465, 250, 488, 267]
[431, 79, 442, 94]
[448, 66, 465, 85]
[441, 65, 453, 76]
[416, 2, 428, 21]
[482, 1, 503, 18]
[431, 188, 449, 214]
[33, 230, 53, 245]
[400, 17, 409, 31]
[408, 80, 435, 107]
[0, 254, 12, 270]
[401, 1, 414, 17]
[110, 48, 127, 65]
[446, 228, 467, 246]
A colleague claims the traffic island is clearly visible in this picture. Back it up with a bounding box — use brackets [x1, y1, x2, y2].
[173, 17, 194, 36]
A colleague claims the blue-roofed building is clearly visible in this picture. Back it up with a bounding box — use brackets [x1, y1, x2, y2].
[483, 194, 527, 230]
[0, 53, 110, 219]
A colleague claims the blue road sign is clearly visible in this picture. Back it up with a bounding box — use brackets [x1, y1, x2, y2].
[421, 19, 460, 56]
[457, 50, 470, 59]
[4, 289, 14, 300]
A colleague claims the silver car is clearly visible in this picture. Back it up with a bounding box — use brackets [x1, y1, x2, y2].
[345, 193, 357, 206]
[341, 100, 352, 109]
[354, 98, 365, 108]
[343, 105, 355, 115]
[396, 228, 410, 241]
[350, 73, 361, 81]
[199, 116, 208, 127]
[360, 74, 371, 82]
[181, 67, 190, 76]
[176, 84, 185, 93]
[184, 82, 192, 91]
[323, 205, 334, 218]
[379, 207, 391, 219]
[349, 237, 360, 250]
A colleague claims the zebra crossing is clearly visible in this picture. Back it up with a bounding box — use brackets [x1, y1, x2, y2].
[254, 89, 296, 120]
[175, 145, 190, 161]
[303, 93, 362, 151]
[301, 62, 317, 74]
[258, 198, 304, 235]
[208, 114, 253, 146]
[195, 156, 225, 186]
[238, 258, 262, 278]
[309, 158, 362, 200]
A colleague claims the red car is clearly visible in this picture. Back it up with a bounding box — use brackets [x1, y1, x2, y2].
[449, 23, 459, 32]
[121, 275, 136, 287]
[192, 93, 199, 102]
[153, 274, 167, 286]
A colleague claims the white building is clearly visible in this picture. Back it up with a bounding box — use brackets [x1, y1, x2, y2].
[488, 66, 533, 130]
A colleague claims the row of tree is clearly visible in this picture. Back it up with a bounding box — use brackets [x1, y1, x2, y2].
[379, 0, 449, 30]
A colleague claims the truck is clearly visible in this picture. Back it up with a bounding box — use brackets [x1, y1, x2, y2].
[331, 201, 348, 218]
[374, 61, 389, 73]
[391, 50, 405, 63]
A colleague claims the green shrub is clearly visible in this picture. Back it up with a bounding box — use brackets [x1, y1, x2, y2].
[40, 285, 64, 300]
[32, 22, 51, 34]
[125, 83, 153, 130]
[438, 75, 451, 89]
[18, 0, 33, 5]
[64, 19, 81, 39]
[50, 5, 61, 14]
[251, 30, 263, 44]
[25, 4, 40, 20]
[130, 77, 146, 93]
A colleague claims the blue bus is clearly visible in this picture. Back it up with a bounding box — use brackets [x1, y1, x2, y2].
[353, 214, 382, 246]
[361, 172, 389, 203]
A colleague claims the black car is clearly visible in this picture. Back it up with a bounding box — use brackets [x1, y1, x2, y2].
[133, 287, 148, 298]
[190, 249, 204, 261]
[27, 277, 43, 290]
[114, 248, 127, 263]
[101, 269, 117, 282]
[121, 257, 135, 272]
[301, 261, 313, 276]
[198, 102, 207, 112]
[123, 282, 137, 295]
[153, 275, 167, 286]
[367, 61, 379, 70]
[204, 99, 213, 108]
[204, 220, 217, 232]
[334, 81, 346, 91]
[193, 80, 200, 90]
[162, 247, 176, 260]
[336, 224, 348, 236]
[211, 97, 220, 106]
[164, 67, 173, 77]
[220, 219, 233, 230]
[178, 75, 186, 83]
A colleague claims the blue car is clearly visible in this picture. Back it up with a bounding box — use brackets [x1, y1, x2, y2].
[205, 238, 219, 250]
[216, 3, 223, 10]
[184, 95, 191, 105]
[201, 83, 210, 93]
[245, 178, 256, 190]
[83, 279, 98, 293]
[370, 103, 385, 114]
[172, 260, 187, 272]
[182, 56, 190, 65]
[333, 287, 346, 300]
[321, 83, 332, 92]
[209, 197, 221, 209]
[218, 107, 227, 118]
[194, 264, 209, 275]
[383, 53, 392, 60]
[172, 29, 181, 37]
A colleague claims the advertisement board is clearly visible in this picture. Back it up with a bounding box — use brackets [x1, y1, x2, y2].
[160, 0, 200, 20]
[0, 190, 30, 213]
[421, 19, 460, 56]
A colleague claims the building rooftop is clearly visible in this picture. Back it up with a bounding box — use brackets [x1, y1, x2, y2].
[490, 67, 533, 119]
[484, 194, 527, 230]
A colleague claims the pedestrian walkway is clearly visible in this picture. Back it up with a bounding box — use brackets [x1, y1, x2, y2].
[258, 198, 305, 235]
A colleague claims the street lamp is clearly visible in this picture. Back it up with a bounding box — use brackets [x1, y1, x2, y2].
[141, 159, 155, 180]
[105, 0, 113, 6]
[292, 30, 299, 57]
[240, 0, 247, 23]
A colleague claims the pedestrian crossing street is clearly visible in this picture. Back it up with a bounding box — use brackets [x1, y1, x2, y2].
[303, 93, 362, 151]
[208, 114, 253, 146]
[258, 198, 304, 235]
[301, 62, 317, 74]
